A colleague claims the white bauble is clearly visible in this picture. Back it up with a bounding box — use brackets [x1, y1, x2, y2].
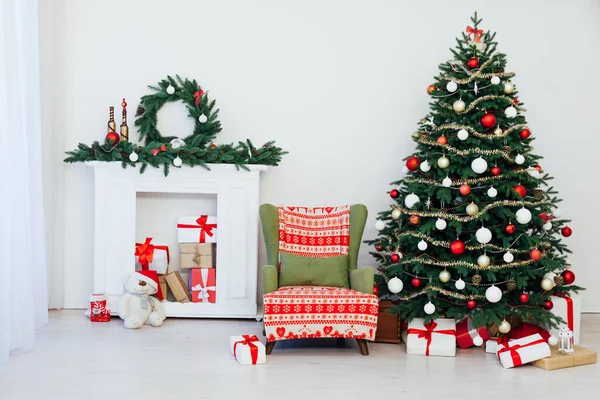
[417, 240, 428, 251]
[473, 335, 484, 347]
[548, 335, 559, 346]
[420, 160, 431, 172]
[466, 203, 479, 216]
[476, 227, 492, 244]
[516, 207, 532, 224]
[553, 208, 562, 218]
[173, 156, 183, 167]
[439, 270, 451, 283]
[491, 76, 501, 85]
[375, 220, 386, 231]
[435, 218, 447, 230]
[437, 156, 450, 169]
[498, 320, 512, 334]
[543, 221, 553, 231]
[402, 166, 410, 174]
[477, 254, 491, 267]
[129, 152, 138, 162]
[457, 129, 469, 140]
[471, 157, 488, 174]
[505, 106, 517, 119]
[503, 82, 514, 94]
[541, 278, 554, 291]
[424, 301, 436, 315]
[170, 138, 186, 149]
[387, 277, 404, 294]
[515, 154, 525, 165]
[442, 176, 452, 187]
[405, 193, 420, 208]
[198, 113, 208, 123]
[455, 278, 466, 290]
[446, 81, 458, 93]
[166, 84, 175, 94]
[487, 186, 498, 198]
[391, 208, 402, 220]
[453, 99, 466, 112]
[485, 285, 503, 303]
[503, 252, 514, 263]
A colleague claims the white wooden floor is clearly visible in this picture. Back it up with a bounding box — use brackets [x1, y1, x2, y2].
[1, 310, 598, 400]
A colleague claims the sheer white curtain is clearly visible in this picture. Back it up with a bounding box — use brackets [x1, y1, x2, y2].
[0, 0, 49, 367]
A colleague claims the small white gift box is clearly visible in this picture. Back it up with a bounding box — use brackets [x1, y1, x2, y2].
[406, 318, 456, 357]
[229, 335, 266, 365]
[549, 294, 581, 345]
[496, 333, 551, 368]
[134, 238, 169, 274]
[177, 215, 218, 243]
[486, 338, 500, 354]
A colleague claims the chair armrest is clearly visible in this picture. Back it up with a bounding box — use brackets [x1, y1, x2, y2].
[263, 265, 279, 295]
[350, 267, 374, 294]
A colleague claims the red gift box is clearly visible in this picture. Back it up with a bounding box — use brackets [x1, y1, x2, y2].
[456, 318, 490, 348]
[189, 268, 216, 303]
[508, 322, 550, 342]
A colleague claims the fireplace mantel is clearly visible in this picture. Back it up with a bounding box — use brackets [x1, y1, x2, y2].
[86, 161, 267, 318]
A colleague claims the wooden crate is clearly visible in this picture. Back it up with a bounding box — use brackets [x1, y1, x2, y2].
[533, 346, 597, 371]
[165, 271, 190, 303]
[374, 300, 401, 344]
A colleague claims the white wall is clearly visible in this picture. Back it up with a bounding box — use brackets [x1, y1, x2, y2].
[39, 0, 600, 311]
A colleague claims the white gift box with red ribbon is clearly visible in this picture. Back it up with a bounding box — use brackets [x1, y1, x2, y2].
[229, 335, 266, 365]
[549, 293, 581, 345]
[177, 215, 217, 243]
[406, 318, 456, 357]
[496, 333, 551, 369]
[485, 337, 500, 354]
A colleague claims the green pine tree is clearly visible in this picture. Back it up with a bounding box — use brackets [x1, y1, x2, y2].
[367, 13, 582, 331]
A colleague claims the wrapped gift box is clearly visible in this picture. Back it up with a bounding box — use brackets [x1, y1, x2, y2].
[135, 238, 170, 274]
[177, 215, 217, 243]
[406, 318, 456, 357]
[485, 337, 501, 354]
[229, 335, 266, 365]
[189, 268, 216, 303]
[158, 275, 169, 301]
[496, 333, 551, 369]
[165, 271, 190, 303]
[456, 318, 490, 349]
[180, 243, 215, 269]
[550, 294, 581, 345]
[533, 346, 597, 371]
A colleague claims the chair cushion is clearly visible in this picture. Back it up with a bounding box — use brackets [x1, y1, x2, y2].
[263, 286, 378, 342]
[279, 252, 349, 288]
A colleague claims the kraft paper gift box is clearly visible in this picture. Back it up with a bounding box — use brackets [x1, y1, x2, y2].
[229, 335, 266, 365]
[406, 318, 456, 357]
[533, 346, 597, 371]
[549, 294, 581, 345]
[177, 215, 217, 243]
[134, 238, 170, 274]
[189, 268, 216, 303]
[456, 318, 490, 349]
[180, 243, 215, 269]
[496, 333, 551, 369]
[165, 271, 190, 303]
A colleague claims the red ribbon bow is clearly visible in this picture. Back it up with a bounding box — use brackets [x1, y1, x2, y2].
[194, 88, 205, 105]
[553, 293, 574, 331]
[151, 144, 167, 156]
[233, 335, 260, 364]
[539, 212, 554, 223]
[177, 215, 217, 243]
[134, 238, 170, 271]
[466, 26, 484, 43]
[407, 321, 456, 356]
[497, 338, 546, 367]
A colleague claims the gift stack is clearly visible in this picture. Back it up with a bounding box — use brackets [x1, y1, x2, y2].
[134, 237, 170, 300]
[176, 215, 218, 304]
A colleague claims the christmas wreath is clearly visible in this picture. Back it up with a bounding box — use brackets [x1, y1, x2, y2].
[64, 75, 287, 176]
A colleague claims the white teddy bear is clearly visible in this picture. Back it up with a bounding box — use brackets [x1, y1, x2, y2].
[118, 270, 166, 329]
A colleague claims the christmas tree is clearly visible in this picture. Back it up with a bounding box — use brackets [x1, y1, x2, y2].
[369, 13, 582, 332]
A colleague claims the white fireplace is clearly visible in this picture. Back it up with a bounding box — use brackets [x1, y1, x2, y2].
[86, 161, 267, 319]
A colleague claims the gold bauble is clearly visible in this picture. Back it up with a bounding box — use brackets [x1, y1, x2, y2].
[494, 127, 503, 136]
[427, 84, 436, 94]
[498, 320, 512, 334]
[472, 274, 482, 286]
[453, 99, 466, 112]
[466, 202, 479, 216]
[437, 156, 450, 169]
[477, 254, 491, 267]
[439, 270, 451, 283]
[506, 280, 517, 291]
[503, 82, 514, 94]
[534, 189, 544, 201]
[391, 208, 402, 220]
[541, 278, 554, 291]
[554, 275, 565, 286]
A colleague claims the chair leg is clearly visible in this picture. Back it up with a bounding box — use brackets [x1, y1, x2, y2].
[265, 341, 276, 355]
[356, 339, 369, 356]
[262, 326, 266, 336]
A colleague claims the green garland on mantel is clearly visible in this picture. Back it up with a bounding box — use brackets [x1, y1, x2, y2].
[64, 75, 287, 176]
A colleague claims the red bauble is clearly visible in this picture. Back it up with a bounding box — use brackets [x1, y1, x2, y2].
[105, 131, 120, 145]
[436, 135, 448, 145]
[467, 58, 480, 69]
[411, 277, 421, 288]
[519, 129, 531, 140]
[505, 224, 516, 234]
[534, 164, 543, 173]
[514, 184, 526, 198]
[427, 84, 436, 94]
[390, 189, 400, 199]
[520, 293, 529, 303]
[513, 98, 519, 104]
[390, 253, 400, 263]
[406, 156, 421, 171]
[467, 299, 477, 309]
[459, 184, 471, 196]
[543, 300, 554, 310]
[409, 215, 420, 225]
[491, 166, 501, 176]
[375, 244, 383, 252]
[373, 285, 380, 295]
[561, 226, 573, 237]
[530, 249, 542, 261]
[562, 270, 576, 285]
[480, 113, 497, 129]
[450, 240, 465, 255]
